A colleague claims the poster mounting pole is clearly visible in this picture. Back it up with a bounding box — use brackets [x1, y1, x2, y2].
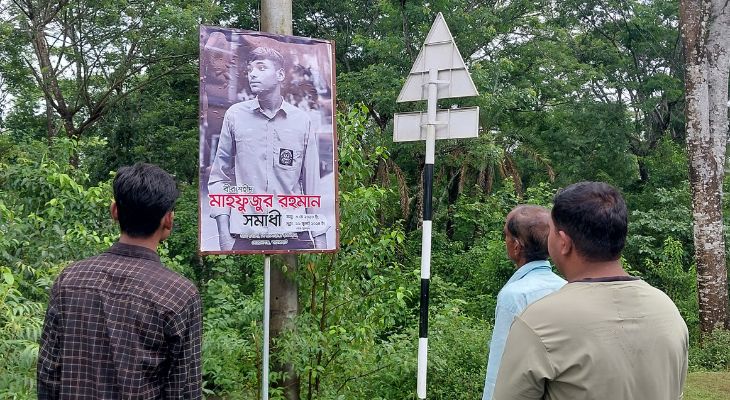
[262, 255, 271, 400]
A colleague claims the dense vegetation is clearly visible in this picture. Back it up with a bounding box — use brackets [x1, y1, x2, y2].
[1, 0, 728, 399]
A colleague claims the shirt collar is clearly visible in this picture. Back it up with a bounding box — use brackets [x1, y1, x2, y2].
[506, 259, 552, 285]
[106, 242, 160, 263]
[251, 96, 295, 119]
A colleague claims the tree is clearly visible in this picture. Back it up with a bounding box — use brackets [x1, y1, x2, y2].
[5, 0, 211, 160]
[679, 0, 730, 333]
[553, 0, 686, 183]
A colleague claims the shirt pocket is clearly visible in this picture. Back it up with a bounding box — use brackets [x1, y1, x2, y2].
[272, 145, 304, 192]
[273, 146, 303, 171]
[273, 127, 305, 169]
[271, 127, 306, 191]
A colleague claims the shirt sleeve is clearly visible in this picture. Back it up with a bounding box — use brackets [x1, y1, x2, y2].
[493, 316, 554, 400]
[482, 295, 521, 400]
[37, 284, 62, 399]
[165, 293, 203, 399]
[208, 109, 235, 218]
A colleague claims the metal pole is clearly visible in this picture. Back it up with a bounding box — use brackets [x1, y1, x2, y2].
[417, 67, 438, 399]
[263, 255, 271, 400]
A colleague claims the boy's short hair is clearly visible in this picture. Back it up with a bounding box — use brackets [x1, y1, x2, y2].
[113, 163, 179, 238]
[249, 47, 285, 70]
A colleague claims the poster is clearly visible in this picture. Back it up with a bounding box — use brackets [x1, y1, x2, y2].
[199, 26, 339, 254]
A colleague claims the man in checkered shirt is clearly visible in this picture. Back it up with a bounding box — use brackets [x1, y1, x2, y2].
[37, 163, 202, 399]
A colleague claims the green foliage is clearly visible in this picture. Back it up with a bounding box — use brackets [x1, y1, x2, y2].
[0, 266, 45, 398]
[338, 104, 386, 189]
[0, 139, 115, 269]
[201, 277, 263, 398]
[0, 138, 118, 397]
[642, 237, 699, 337]
[626, 185, 694, 275]
[689, 330, 730, 372]
[87, 73, 201, 184]
[1, 0, 221, 145]
[426, 304, 489, 399]
[533, 102, 639, 187]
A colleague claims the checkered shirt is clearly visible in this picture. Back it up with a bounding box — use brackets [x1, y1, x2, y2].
[37, 242, 202, 399]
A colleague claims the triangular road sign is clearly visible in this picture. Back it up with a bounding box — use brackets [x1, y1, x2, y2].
[397, 12, 479, 102]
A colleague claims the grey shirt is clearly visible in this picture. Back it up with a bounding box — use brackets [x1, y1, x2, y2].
[494, 280, 688, 400]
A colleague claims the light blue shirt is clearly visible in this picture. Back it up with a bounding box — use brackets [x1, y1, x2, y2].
[482, 260, 566, 400]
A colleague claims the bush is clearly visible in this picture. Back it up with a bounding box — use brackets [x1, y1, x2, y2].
[0, 139, 117, 398]
[690, 329, 730, 371]
[641, 237, 699, 336]
[426, 303, 489, 399]
[0, 266, 45, 398]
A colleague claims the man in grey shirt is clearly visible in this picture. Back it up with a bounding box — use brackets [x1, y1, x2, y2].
[494, 181, 688, 400]
[208, 46, 326, 251]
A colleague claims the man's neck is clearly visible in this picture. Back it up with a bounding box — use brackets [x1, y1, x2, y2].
[514, 257, 529, 269]
[257, 90, 283, 115]
[565, 259, 627, 282]
[119, 233, 160, 252]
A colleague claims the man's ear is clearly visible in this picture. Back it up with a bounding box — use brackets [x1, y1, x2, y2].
[110, 202, 119, 221]
[511, 236, 523, 255]
[162, 210, 174, 231]
[557, 230, 572, 256]
[276, 68, 285, 82]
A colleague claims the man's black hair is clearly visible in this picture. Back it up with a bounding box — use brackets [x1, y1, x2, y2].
[113, 163, 179, 238]
[551, 181, 627, 262]
[507, 205, 550, 263]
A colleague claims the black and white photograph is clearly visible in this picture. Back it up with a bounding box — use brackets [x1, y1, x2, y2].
[199, 26, 338, 254]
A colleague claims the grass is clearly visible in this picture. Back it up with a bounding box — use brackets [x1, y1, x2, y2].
[684, 371, 730, 400]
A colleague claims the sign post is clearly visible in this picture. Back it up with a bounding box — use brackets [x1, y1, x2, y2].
[263, 256, 271, 399]
[199, 17, 340, 400]
[260, 3, 290, 398]
[394, 13, 479, 399]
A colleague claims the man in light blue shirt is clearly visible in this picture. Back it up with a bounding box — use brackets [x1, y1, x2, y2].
[482, 205, 566, 400]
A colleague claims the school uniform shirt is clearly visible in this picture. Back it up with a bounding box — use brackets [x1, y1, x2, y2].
[208, 97, 327, 237]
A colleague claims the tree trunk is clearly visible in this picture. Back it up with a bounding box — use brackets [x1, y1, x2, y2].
[45, 98, 56, 144]
[680, 0, 730, 334]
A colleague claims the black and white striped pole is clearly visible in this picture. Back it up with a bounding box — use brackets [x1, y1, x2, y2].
[393, 13, 480, 399]
[417, 66, 438, 398]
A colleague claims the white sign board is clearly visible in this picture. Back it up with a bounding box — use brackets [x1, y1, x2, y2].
[397, 13, 478, 102]
[394, 107, 480, 142]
